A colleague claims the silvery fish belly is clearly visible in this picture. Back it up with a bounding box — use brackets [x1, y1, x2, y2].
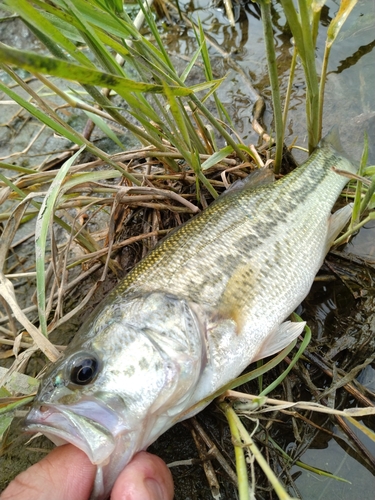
[25, 129, 356, 499]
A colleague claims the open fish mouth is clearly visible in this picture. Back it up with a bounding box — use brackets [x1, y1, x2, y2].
[24, 401, 120, 465]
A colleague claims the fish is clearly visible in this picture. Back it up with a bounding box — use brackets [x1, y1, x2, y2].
[24, 128, 356, 499]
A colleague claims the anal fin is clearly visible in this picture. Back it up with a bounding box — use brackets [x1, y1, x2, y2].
[253, 320, 306, 361]
[326, 203, 353, 252]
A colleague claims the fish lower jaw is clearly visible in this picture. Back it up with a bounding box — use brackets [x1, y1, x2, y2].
[24, 406, 116, 465]
[25, 422, 108, 464]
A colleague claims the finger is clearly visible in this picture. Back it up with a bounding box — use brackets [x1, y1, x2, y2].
[111, 451, 174, 500]
[0, 444, 96, 500]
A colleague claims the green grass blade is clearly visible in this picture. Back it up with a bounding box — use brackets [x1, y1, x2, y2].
[0, 369, 39, 396]
[0, 70, 146, 182]
[106, 87, 162, 125]
[279, 0, 306, 60]
[162, 81, 191, 150]
[3, 0, 94, 67]
[283, 46, 298, 135]
[51, 0, 135, 39]
[259, 316, 311, 397]
[179, 105, 208, 155]
[35, 147, 85, 337]
[359, 178, 375, 215]
[189, 94, 247, 162]
[201, 146, 234, 170]
[0, 173, 34, 206]
[297, 0, 320, 150]
[364, 166, 375, 176]
[84, 111, 126, 149]
[221, 403, 250, 500]
[280, 0, 320, 151]
[0, 44, 191, 95]
[136, 0, 175, 71]
[350, 132, 368, 228]
[0, 139, 121, 259]
[195, 19, 213, 80]
[258, 0, 284, 172]
[223, 405, 298, 500]
[68, 84, 169, 152]
[102, 0, 124, 16]
[346, 415, 375, 444]
[61, 0, 126, 75]
[268, 437, 351, 484]
[0, 162, 36, 175]
[0, 389, 34, 444]
[334, 211, 375, 246]
[62, 170, 120, 191]
[0, 76, 85, 145]
[0, 413, 13, 441]
[180, 42, 204, 83]
[190, 149, 219, 199]
[197, 78, 225, 103]
[41, 10, 84, 43]
[30, 0, 130, 60]
[193, 19, 232, 124]
[0, 395, 34, 412]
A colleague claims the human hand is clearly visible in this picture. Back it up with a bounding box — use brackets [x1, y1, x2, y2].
[0, 444, 174, 500]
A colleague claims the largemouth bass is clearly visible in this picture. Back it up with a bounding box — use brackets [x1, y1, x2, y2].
[24, 129, 356, 499]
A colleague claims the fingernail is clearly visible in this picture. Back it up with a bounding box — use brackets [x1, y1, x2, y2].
[144, 478, 164, 500]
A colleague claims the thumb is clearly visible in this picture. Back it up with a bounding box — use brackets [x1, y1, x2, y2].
[0, 444, 96, 500]
[111, 451, 174, 500]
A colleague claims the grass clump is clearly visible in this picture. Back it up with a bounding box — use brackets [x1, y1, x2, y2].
[256, 0, 359, 171]
[0, 0, 250, 175]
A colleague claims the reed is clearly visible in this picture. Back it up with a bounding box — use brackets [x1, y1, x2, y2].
[258, 0, 358, 158]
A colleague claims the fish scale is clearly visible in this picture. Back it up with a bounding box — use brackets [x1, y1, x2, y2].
[112, 148, 345, 299]
[105, 149, 347, 312]
[24, 128, 357, 500]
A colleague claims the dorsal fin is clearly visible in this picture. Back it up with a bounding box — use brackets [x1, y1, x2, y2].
[221, 168, 274, 198]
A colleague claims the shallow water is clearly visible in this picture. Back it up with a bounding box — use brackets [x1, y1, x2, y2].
[179, 0, 375, 162]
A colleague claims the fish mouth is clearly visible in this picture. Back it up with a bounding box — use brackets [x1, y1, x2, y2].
[24, 398, 128, 465]
[25, 396, 140, 499]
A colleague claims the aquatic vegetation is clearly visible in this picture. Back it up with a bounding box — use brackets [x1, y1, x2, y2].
[257, 0, 359, 168]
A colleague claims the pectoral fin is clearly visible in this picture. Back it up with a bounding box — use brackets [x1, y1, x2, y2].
[218, 261, 259, 333]
[253, 320, 306, 361]
[325, 203, 353, 252]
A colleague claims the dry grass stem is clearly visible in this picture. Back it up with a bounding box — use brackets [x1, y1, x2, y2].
[224, 391, 375, 418]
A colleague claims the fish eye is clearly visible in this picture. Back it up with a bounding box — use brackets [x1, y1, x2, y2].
[70, 354, 99, 386]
